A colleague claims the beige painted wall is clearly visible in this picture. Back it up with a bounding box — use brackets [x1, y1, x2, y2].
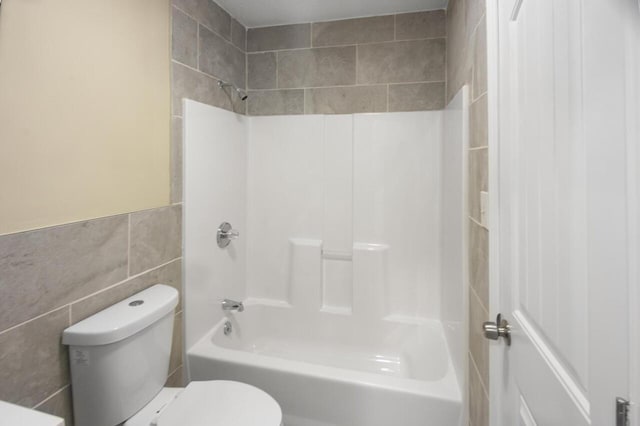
[0, 0, 170, 235]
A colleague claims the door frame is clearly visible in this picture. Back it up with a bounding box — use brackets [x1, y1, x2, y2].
[485, 0, 503, 424]
[628, 3, 640, 423]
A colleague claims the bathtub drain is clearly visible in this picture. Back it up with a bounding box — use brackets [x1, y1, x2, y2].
[223, 321, 232, 336]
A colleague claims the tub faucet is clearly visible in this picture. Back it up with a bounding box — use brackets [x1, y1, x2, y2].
[222, 299, 244, 312]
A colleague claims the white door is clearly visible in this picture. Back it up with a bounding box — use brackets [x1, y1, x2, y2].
[487, 0, 640, 425]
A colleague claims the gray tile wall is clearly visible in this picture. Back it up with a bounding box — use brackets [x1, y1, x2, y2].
[446, 0, 489, 425]
[171, 0, 247, 203]
[246, 11, 447, 115]
[0, 207, 183, 425]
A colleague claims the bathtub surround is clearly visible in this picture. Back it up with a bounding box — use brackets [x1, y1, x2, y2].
[0, 207, 183, 425]
[446, 0, 490, 425]
[246, 11, 446, 115]
[183, 101, 464, 424]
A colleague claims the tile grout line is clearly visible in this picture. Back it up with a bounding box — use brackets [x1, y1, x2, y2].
[0, 305, 69, 338]
[173, 59, 249, 104]
[386, 84, 390, 112]
[249, 80, 446, 92]
[32, 384, 71, 410]
[394, 14, 397, 41]
[172, 5, 237, 51]
[0, 257, 182, 337]
[246, 35, 446, 54]
[469, 348, 490, 400]
[470, 282, 490, 318]
[469, 215, 488, 232]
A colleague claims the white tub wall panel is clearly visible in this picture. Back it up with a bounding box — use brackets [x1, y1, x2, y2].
[321, 115, 355, 312]
[321, 257, 353, 313]
[322, 114, 354, 253]
[288, 238, 323, 310]
[352, 243, 389, 318]
[183, 100, 247, 350]
[353, 112, 442, 319]
[441, 86, 469, 399]
[246, 115, 324, 303]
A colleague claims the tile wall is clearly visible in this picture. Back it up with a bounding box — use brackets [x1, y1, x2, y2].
[0, 1, 249, 424]
[171, 0, 248, 202]
[446, 0, 490, 425]
[245, 11, 447, 115]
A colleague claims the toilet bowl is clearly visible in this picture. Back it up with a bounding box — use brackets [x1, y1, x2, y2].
[125, 381, 282, 426]
[62, 284, 281, 426]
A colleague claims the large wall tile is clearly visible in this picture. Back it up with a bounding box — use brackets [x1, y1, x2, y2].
[247, 24, 311, 52]
[35, 386, 73, 426]
[278, 47, 356, 88]
[166, 365, 184, 387]
[0, 307, 69, 407]
[469, 288, 490, 389]
[469, 147, 488, 222]
[171, 117, 183, 204]
[357, 39, 445, 84]
[0, 216, 127, 331]
[446, 0, 467, 102]
[304, 85, 386, 114]
[247, 90, 304, 115]
[71, 259, 182, 323]
[130, 206, 182, 275]
[169, 312, 183, 373]
[473, 16, 488, 99]
[466, 0, 486, 40]
[388, 82, 445, 111]
[199, 25, 246, 89]
[395, 10, 446, 40]
[469, 357, 490, 426]
[470, 94, 488, 148]
[173, 0, 230, 40]
[312, 16, 394, 47]
[231, 18, 246, 51]
[248, 53, 277, 89]
[172, 62, 242, 115]
[172, 7, 198, 68]
[469, 219, 489, 307]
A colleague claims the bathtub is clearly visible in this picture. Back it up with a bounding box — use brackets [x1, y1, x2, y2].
[187, 301, 462, 426]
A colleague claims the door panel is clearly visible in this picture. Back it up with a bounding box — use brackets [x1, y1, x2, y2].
[491, 0, 637, 424]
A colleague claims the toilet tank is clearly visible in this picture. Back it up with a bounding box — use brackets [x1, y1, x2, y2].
[63, 284, 179, 426]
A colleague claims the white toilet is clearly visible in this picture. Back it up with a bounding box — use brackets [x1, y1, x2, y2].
[62, 284, 282, 426]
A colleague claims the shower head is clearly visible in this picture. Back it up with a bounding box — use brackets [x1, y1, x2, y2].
[218, 80, 248, 101]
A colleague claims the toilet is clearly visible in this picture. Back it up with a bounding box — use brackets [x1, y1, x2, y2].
[62, 284, 282, 426]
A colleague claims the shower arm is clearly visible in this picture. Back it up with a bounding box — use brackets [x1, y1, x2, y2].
[217, 80, 248, 101]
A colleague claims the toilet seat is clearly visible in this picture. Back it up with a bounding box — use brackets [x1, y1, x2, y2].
[155, 381, 282, 426]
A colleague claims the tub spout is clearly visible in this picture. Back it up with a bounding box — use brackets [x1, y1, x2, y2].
[222, 299, 244, 312]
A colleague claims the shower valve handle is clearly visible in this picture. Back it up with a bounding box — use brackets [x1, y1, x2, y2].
[217, 222, 239, 248]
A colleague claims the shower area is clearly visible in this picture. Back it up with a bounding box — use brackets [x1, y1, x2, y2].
[182, 84, 468, 425]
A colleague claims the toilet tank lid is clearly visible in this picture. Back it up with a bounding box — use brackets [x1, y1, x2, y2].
[62, 284, 179, 346]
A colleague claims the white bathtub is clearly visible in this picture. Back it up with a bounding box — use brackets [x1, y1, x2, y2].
[187, 302, 462, 426]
